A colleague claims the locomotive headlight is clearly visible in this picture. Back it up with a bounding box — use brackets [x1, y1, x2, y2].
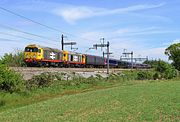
[26, 54, 29, 58]
[33, 55, 36, 58]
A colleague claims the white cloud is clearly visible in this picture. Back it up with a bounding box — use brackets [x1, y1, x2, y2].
[135, 47, 168, 61]
[52, 6, 102, 23]
[75, 28, 168, 59]
[52, 3, 165, 23]
[116, 27, 156, 34]
[114, 26, 179, 38]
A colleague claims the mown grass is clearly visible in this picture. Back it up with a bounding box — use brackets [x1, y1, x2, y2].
[0, 80, 180, 122]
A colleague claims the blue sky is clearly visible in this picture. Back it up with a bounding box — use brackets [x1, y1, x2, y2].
[0, 0, 180, 61]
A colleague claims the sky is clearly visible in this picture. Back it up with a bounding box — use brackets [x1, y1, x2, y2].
[0, 0, 180, 61]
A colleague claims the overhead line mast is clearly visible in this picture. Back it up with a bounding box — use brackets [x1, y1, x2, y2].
[61, 34, 77, 51]
[93, 38, 111, 74]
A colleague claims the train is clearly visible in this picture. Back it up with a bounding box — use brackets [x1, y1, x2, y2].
[24, 44, 151, 69]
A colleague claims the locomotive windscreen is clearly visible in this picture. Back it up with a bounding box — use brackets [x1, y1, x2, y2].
[25, 47, 38, 52]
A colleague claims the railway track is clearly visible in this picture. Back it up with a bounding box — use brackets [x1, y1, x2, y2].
[11, 67, 132, 80]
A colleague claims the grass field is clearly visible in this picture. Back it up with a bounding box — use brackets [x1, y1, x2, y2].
[0, 80, 180, 122]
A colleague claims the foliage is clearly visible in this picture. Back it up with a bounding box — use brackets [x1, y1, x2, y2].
[26, 72, 56, 90]
[144, 60, 159, 69]
[137, 71, 153, 80]
[155, 60, 178, 79]
[153, 72, 161, 80]
[0, 64, 24, 93]
[0, 50, 26, 67]
[165, 43, 180, 71]
[26, 72, 107, 90]
[144, 60, 178, 79]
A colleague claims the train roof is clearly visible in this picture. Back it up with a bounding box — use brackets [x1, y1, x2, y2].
[26, 44, 85, 55]
[26, 44, 62, 52]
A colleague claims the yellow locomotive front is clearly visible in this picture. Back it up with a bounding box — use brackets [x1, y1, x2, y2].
[24, 44, 43, 65]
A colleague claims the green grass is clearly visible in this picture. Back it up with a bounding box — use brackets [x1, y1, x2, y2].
[0, 79, 116, 112]
[0, 80, 180, 122]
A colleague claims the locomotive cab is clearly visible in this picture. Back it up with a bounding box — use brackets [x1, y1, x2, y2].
[24, 45, 43, 63]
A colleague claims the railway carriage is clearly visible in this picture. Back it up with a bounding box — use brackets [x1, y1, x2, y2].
[85, 54, 105, 68]
[108, 59, 119, 67]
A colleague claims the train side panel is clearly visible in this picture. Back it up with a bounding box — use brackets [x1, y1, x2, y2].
[85, 55, 105, 67]
[86, 55, 96, 65]
[43, 48, 62, 61]
[109, 59, 118, 67]
[63, 51, 84, 67]
[95, 56, 104, 66]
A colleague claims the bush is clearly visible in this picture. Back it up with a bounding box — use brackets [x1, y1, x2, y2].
[156, 60, 178, 79]
[26, 72, 111, 90]
[0, 64, 24, 93]
[137, 71, 152, 80]
[153, 72, 161, 80]
[145, 60, 178, 79]
[144, 60, 158, 69]
[0, 50, 26, 67]
[121, 71, 138, 81]
[26, 72, 56, 90]
[164, 67, 178, 79]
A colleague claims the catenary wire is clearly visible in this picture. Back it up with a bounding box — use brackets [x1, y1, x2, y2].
[0, 24, 58, 42]
[0, 32, 58, 46]
[0, 6, 95, 42]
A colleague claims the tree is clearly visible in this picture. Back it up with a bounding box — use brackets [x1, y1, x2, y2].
[144, 60, 178, 79]
[165, 43, 180, 71]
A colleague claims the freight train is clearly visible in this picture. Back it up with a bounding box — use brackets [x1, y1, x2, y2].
[24, 44, 151, 68]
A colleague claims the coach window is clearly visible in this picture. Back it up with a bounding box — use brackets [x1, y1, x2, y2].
[71, 55, 73, 61]
[59, 53, 62, 59]
[79, 56, 81, 62]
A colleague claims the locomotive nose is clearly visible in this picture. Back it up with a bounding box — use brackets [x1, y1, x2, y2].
[25, 52, 37, 59]
[33, 54, 36, 58]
